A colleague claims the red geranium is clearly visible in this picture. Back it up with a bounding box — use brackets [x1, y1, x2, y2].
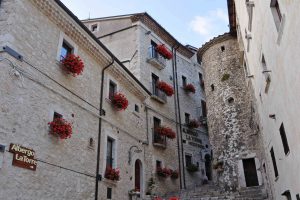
[184, 84, 196, 93]
[111, 93, 129, 111]
[105, 167, 120, 181]
[156, 167, 172, 177]
[62, 54, 84, 77]
[157, 81, 174, 96]
[187, 119, 200, 129]
[48, 118, 72, 139]
[155, 126, 176, 139]
[156, 44, 173, 60]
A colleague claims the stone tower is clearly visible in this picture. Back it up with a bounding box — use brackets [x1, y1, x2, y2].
[198, 34, 266, 192]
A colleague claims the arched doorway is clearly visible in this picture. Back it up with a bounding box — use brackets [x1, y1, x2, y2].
[135, 159, 142, 192]
[205, 154, 212, 180]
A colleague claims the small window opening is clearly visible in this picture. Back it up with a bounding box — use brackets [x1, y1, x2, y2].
[156, 160, 162, 169]
[107, 187, 112, 199]
[60, 40, 73, 60]
[185, 154, 192, 167]
[183, 140, 186, 144]
[109, 80, 117, 100]
[221, 46, 225, 52]
[185, 113, 190, 124]
[211, 84, 214, 91]
[270, 147, 279, 178]
[279, 123, 290, 155]
[282, 190, 292, 200]
[296, 194, 300, 200]
[89, 138, 94, 147]
[182, 76, 187, 87]
[228, 97, 234, 104]
[135, 104, 139, 112]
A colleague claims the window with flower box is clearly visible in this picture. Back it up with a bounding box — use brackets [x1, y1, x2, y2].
[109, 80, 117, 101]
[106, 137, 114, 168]
[147, 41, 166, 69]
[153, 117, 166, 147]
[60, 40, 73, 61]
[151, 73, 167, 103]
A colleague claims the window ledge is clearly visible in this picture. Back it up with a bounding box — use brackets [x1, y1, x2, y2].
[132, 111, 141, 118]
[103, 178, 119, 186]
[151, 95, 167, 104]
[153, 142, 166, 149]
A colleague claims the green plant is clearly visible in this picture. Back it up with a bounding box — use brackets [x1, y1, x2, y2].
[221, 73, 230, 81]
[186, 164, 199, 173]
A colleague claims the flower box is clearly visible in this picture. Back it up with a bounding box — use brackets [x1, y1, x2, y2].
[155, 44, 173, 60]
[48, 118, 72, 139]
[111, 93, 129, 111]
[156, 167, 172, 178]
[61, 54, 84, 77]
[104, 167, 120, 181]
[187, 119, 200, 129]
[186, 164, 199, 173]
[184, 84, 196, 93]
[170, 170, 179, 179]
[157, 81, 174, 97]
[155, 126, 176, 139]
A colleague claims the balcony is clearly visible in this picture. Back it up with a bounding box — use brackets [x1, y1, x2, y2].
[151, 87, 167, 104]
[153, 129, 166, 148]
[147, 46, 166, 70]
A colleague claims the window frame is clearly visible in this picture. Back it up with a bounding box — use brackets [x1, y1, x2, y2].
[56, 32, 78, 62]
[270, 147, 279, 178]
[279, 123, 290, 155]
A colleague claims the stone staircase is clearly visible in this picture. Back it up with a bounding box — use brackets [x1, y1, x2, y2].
[164, 184, 268, 200]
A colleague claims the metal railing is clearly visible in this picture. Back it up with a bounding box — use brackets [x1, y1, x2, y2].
[148, 46, 166, 67]
[152, 86, 167, 102]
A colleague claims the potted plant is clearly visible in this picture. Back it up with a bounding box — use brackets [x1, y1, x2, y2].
[170, 170, 179, 179]
[61, 54, 84, 77]
[104, 167, 120, 181]
[111, 92, 129, 111]
[155, 126, 176, 139]
[155, 44, 173, 60]
[186, 164, 199, 173]
[187, 119, 200, 129]
[157, 81, 174, 96]
[184, 83, 196, 93]
[48, 118, 72, 139]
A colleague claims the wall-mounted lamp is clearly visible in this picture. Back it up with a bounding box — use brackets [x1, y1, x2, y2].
[128, 145, 142, 165]
[246, 75, 254, 78]
[145, 31, 151, 35]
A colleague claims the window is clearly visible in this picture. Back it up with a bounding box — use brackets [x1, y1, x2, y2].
[152, 73, 159, 94]
[107, 187, 112, 199]
[106, 137, 114, 168]
[296, 194, 300, 200]
[153, 117, 165, 145]
[201, 100, 207, 118]
[156, 160, 162, 169]
[53, 112, 62, 120]
[185, 113, 190, 124]
[135, 104, 139, 113]
[221, 46, 225, 52]
[91, 24, 98, 32]
[270, 147, 279, 178]
[261, 55, 271, 93]
[279, 123, 290, 155]
[282, 190, 292, 200]
[199, 73, 204, 89]
[185, 154, 192, 167]
[60, 40, 73, 60]
[182, 76, 187, 87]
[109, 80, 117, 100]
[270, 0, 282, 31]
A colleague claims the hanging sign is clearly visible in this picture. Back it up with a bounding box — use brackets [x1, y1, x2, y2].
[9, 143, 37, 171]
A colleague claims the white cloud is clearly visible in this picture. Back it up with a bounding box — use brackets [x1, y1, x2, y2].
[189, 8, 228, 38]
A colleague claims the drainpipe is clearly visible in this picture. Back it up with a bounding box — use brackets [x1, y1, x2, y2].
[174, 46, 186, 189]
[172, 44, 183, 189]
[95, 58, 115, 200]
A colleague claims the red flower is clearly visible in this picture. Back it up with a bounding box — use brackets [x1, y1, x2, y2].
[155, 126, 176, 139]
[157, 81, 174, 96]
[61, 54, 84, 77]
[156, 167, 172, 177]
[105, 167, 120, 181]
[187, 119, 200, 129]
[48, 118, 72, 139]
[156, 44, 173, 60]
[184, 84, 196, 93]
[111, 93, 129, 111]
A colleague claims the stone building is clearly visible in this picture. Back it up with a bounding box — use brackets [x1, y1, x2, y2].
[83, 13, 211, 190]
[227, 0, 300, 199]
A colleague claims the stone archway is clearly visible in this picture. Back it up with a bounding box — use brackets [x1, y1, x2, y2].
[205, 154, 212, 180]
[135, 159, 143, 192]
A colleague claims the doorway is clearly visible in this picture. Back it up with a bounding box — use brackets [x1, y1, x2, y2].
[135, 159, 142, 191]
[205, 154, 212, 180]
[242, 158, 259, 187]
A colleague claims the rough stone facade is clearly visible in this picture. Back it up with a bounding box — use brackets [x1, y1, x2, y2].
[199, 34, 267, 192]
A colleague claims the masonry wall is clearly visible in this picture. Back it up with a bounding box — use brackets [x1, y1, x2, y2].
[201, 36, 265, 192]
[234, 0, 300, 198]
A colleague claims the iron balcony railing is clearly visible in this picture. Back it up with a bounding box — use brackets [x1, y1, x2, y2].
[152, 86, 167, 102]
[147, 46, 166, 68]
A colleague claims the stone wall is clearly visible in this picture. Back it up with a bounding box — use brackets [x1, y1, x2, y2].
[200, 35, 265, 192]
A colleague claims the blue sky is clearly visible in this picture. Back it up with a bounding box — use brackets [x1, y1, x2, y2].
[60, 0, 229, 47]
